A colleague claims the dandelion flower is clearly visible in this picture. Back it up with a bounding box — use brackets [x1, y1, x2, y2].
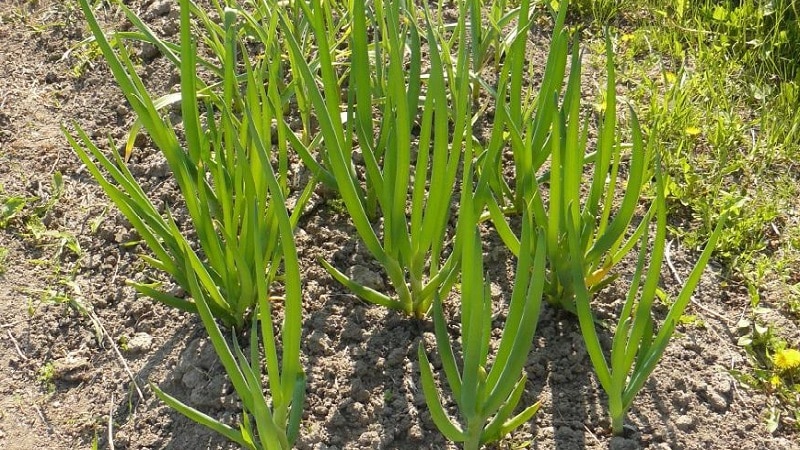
[685, 126, 701, 136]
[773, 348, 800, 371]
[769, 374, 782, 389]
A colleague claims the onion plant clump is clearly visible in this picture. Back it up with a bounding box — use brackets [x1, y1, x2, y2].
[478, 1, 732, 434]
[418, 133, 546, 449]
[567, 167, 729, 435]
[68, 0, 314, 331]
[69, 1, 305, 447]
[482, 1, 653, 313]
[280, 0, 471, 318]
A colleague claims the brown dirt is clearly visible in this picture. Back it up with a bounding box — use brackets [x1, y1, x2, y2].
[0, 1, 798, 450]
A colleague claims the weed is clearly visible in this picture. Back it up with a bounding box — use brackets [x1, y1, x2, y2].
[733, 310, 800, 431]
[0, 247, 7, 274]
[615, 0, 800, 428]
[570, 0, 629, 24]
[0, 194, 31, 229]
[37, 362, 56, 392]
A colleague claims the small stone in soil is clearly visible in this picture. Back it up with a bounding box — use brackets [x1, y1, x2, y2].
[162, 20, 178, 37]
[181, 367, 205, 387]
[345, 265, 384, 291]
[672, 391, 693, 410]
[140, 44, 160, 62]
[609, 436, 639, 450]
[675, 414, 695, 431]
[357, 430, 380, 446]
[703, 390, 730, 412]
[387, 347, 406, 365]
[147, 0, 172, 17]
[125, 332, 153, 354]
[696, 381, 730, 413]
[52, 353, 91, 382]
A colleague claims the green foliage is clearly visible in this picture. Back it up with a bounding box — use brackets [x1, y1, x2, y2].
[621, 11, 800, 423]
[733, 312, 800, 432]
[281, 0, 470, 318]
[0, 194, 32, 229]
[0, 173, 78, 260]
[72, 0, 306, 447]
[37, 362, 56, 391]
[0, 246, 7, 274]
[692, 0, 799, 80]
[484, 6, 652, 313]
[599, 0, 800, 429]
[465, 0, 531, 102]
[418, 129, 544, 449]
[569, 0, 629, 24]
[66, 0, 762, 445]
[618, 11, 800, 286]
[569, 168, 729, 434]
[67, 0, 312, 330]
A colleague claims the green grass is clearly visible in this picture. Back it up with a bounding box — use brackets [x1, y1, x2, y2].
[0, 246, 7, 274]
[0, 172, 76, 258]
[593, 0, 800, 432]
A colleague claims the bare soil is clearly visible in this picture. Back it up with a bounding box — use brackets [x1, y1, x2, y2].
[1, 1, 798, 450]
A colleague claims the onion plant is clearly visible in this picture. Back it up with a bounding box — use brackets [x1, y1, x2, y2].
[567, 167, 729, 435]
[483, 5, 652, 312]
[67, 0, 313, 330]
[151, 208, 306, 449]
[418, 131, 545, 449]
[69, 1, 306, 446]
[280, 0, 471, 318]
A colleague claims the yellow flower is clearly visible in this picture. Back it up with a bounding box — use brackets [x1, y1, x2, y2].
[773, 348, 800, 371]
[769, 374, 782, 389]
[685, 126, 701, 136]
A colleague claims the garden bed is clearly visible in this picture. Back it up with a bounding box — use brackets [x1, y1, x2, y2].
[0, 1, 798, 449]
